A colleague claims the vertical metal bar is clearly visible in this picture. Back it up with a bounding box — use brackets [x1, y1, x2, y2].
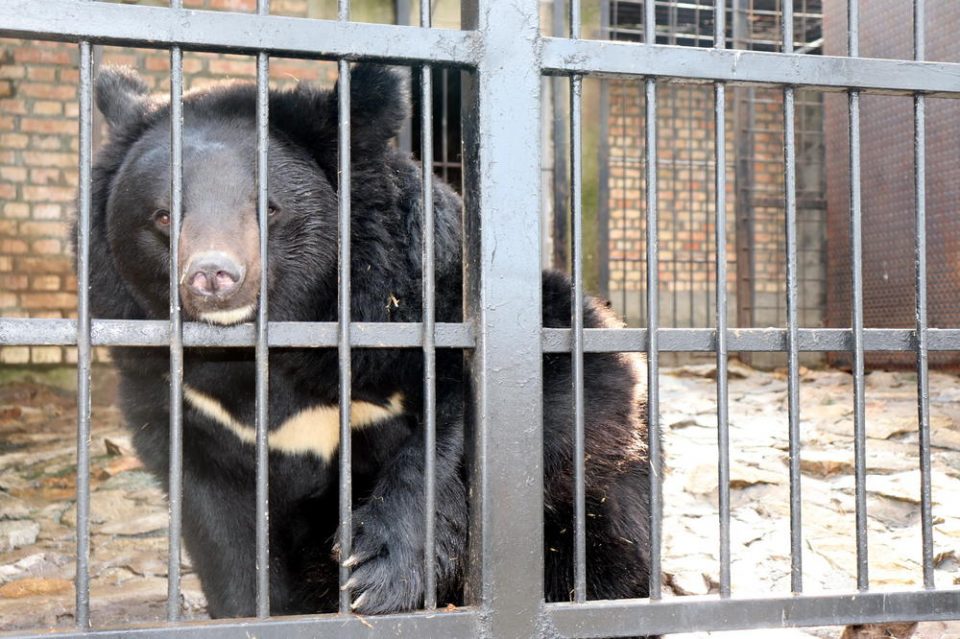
[569, 0, 586, 602]
[441, 68, 450, 183]
[551, 0, 568, 272]
[703, 83, 713, 330]
[913, 0, 934, 591]
[782, 0, 803, 595]
[847, 0, 868, 593]
[420, 0, 437, 611]
[460, 0, 543, 630]
[597, 78, 610, 300]
[685, 86, 693, 328]
[75, 35, 93, 633]
[612, 0, 629, 322]
[644, 0, 662, 603]
[395, 0, 412, 153]
[597, 0, 611, 300]
[336, 58, 353, 615]
[714, 0, 731, 600]
[254, 0, 271, 619]
[668, 0, 678, 45]
[669, 86, 678, 329]
[624, 77, 632, 322]
[166, 1, 185, 617]
[335, 0, 352, 616]
[732, 0, 754, 368]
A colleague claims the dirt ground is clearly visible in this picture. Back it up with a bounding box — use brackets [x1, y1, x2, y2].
[0, 363, 958, 637]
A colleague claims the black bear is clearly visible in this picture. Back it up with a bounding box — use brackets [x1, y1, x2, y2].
[86, 64, 652, 619]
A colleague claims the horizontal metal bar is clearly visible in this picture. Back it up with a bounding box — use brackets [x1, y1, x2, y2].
[0, 0, 478, 66]
[548, 590, 960, 637]
[541, 327, 960, 353]
[0, 319, 474, 349]
[542, 38, 960, 96]
[8, 320, 960, 353]
[0, 609, 478, 639]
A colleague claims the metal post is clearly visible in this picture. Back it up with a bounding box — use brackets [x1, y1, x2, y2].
[460, 0, 544, 631]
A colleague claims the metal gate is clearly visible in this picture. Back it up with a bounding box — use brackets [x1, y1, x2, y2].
[0, 0, 959, 637]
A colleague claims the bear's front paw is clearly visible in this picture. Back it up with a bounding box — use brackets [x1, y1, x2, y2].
[339, 503, 424, 614]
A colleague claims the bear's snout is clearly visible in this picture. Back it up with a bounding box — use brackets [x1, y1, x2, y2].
[184, 251, 245, 300]
[176, 208, 261, 324]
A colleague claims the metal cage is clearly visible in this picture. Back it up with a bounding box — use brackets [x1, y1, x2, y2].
[0, 0, 959, 637]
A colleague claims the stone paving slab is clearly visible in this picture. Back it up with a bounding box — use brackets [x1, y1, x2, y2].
[0, 364, 958, 637]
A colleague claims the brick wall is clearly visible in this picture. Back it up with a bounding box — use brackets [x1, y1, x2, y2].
[605, 81, 748, 328]
[0, 0, 343, 365]
[605, 80, 826, 343]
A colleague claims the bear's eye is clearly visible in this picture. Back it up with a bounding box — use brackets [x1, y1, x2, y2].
[268, 204, 280, 218]
[153, 209, 171, 228]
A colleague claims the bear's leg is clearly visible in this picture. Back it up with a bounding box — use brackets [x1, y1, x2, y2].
[340, 395, 467, 614]
[586, 469, 658, 639]
[586, 468, 652, 602]
[181, 466, 294, 618]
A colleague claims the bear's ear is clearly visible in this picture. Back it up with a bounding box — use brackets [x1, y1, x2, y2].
[95, 66, 151, 131]
[331, 64, 409, 152]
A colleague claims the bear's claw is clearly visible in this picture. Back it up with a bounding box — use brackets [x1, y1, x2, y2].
[337, 503, 424, 614]
[350, 592, 368, 611]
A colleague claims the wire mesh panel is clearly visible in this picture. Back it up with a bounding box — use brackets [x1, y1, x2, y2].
[0, 0, 959, 638]
[823, 0, 960, 368]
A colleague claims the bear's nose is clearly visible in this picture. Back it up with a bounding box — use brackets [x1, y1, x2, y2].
[184, 251, 245, 299]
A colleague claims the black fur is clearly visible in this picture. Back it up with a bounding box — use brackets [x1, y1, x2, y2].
[83, 64, 653, 625]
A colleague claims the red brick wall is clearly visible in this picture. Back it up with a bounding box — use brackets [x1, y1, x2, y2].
[605, 81, 746, 328]
[605, 80, 826, 335]
[0, 0, 342, 365]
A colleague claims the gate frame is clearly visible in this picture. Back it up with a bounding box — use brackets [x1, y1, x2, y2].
[1, 0, 959, 637]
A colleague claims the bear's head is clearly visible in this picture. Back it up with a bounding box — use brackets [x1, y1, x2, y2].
[90, 64, 409, 324]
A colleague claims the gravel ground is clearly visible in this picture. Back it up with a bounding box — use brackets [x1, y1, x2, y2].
[1, 363, 958, 637]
